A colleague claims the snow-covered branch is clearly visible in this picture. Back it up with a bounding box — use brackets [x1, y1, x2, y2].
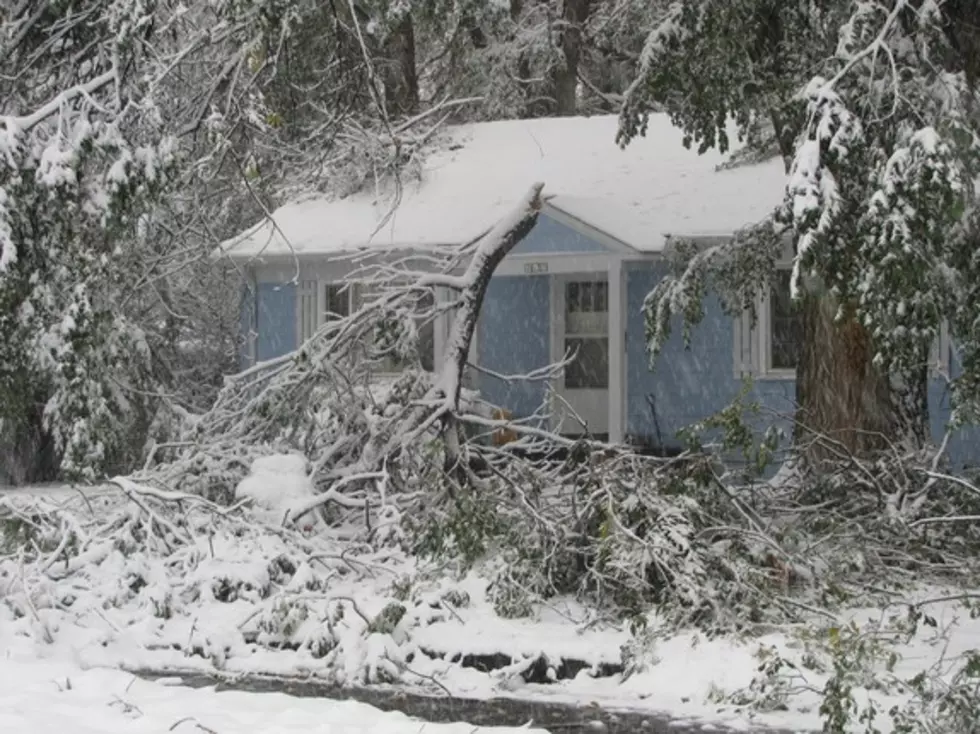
[3, 71, 117, 132]
[437, 182, 545, 409]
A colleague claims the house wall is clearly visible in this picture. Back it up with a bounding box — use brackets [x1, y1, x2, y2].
[240, 256, 408, 367]
[477, 275, 551, 418]
[625, 262, 793, 452]
[239, 275, 256, 368]
[235, 217, 980, 469]
[255, 281, 297, 361]
[930, 355, 980, 469]
[511, 213, 607, 254]
[624, 261, 980, 469]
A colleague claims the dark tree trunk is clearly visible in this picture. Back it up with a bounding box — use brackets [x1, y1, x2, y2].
[382, 14, 419, 117]
[551, 0, 590, 116]
[794, 287, 928, 466]
[0, 401, 58, 486]
[509, 0, 540, 117]
[765, 113, 930, 467]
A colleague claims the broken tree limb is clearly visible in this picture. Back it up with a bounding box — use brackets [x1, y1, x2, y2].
[438, 181, 545, 409]
[376, 182, 545, 473]
[230, 184, 545, 526]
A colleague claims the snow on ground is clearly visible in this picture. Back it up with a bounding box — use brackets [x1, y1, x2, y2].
[3, 482, 980, 733]
[0, 632, 545, 734]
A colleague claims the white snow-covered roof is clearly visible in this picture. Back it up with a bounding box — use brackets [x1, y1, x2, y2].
[222, 114, 788, 259]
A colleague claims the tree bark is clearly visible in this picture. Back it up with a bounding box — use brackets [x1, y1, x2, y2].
[551, 0, 590, 116]
[794, 286, 928, 466]
[382, 13, 419, 117]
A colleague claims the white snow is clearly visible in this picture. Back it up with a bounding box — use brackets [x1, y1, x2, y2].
[6, 485, 980, 734]
[0, 635, 545, 734]
[234, 453, 320, 528]
[220, 114, 788, 259]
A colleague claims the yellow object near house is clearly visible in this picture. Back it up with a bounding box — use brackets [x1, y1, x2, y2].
[490, 407, 518, 446]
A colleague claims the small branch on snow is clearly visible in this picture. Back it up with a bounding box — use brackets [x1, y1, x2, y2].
[168, 716, 217, 733]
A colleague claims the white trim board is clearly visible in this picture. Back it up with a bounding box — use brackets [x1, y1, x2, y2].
[496, 253, 619, 277]
[607, 256, 626, 444]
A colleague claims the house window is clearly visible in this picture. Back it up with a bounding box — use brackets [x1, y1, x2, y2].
[564, 280, 609, 389]
[324, 283, 351, 321]
[768, 270, 802, 372]
[734, 269, 951, 378]
[348, 283, 436, 373]
[374, 290, 436, 373]
[302, 279, 437, 372]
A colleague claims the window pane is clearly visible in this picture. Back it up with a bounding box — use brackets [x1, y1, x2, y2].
[565, 337, 609, 389]
[581, 282, 594, 313]
[419, 319, 435, 371]
[324, 284, 350, 320]
[567, 311, 607, 335]
[770, 271, 801, 370]
[417, 290, 435, 371]
[567, 282, 580, 313]
[594, 281, 608, 313]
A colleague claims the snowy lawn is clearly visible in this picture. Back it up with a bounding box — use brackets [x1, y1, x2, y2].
[3, 479, 980, 734]
[0, 634, 544, 733]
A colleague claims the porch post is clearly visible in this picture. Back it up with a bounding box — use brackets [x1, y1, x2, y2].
[608, 256, 625, 444]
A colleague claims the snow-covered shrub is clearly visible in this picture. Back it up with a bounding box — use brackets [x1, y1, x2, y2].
[721, 599, 980, 734]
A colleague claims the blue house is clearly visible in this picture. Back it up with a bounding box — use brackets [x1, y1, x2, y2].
[222, 114, 977, 467]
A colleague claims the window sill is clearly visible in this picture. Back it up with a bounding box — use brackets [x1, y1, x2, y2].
[753, 368, 797, 381]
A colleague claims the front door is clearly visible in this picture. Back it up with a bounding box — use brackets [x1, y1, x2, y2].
[553, 276, 609, 437]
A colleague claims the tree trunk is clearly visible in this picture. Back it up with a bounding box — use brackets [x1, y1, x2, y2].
[0, 401, 58, 486]
[382, 14, 419, 117]
[551, 0, 590, 116]
[794, 287, 928, 466]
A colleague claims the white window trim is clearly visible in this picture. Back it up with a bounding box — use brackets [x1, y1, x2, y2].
[930, 319, 953, 378]
[754, 271, 797, 381]
[734, 268, 953, 380]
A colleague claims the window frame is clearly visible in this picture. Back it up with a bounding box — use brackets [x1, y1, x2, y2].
[756, 267, 799, 381]
[734, 267, 952, 380]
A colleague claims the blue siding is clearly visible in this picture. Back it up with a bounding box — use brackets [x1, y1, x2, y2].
[929, 354, 980, 469]
[255, 282, 297, 361]
[510, 213, 608, 255]
[477, 275, 551, 417]
[625, 262, 793, 452]
[625, 261, 980, 468]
